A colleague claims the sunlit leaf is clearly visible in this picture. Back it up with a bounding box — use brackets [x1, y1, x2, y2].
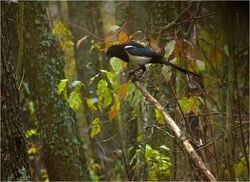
[97, 79, 108, 90]
[86, 98, 97, 111]
[77, 35, 89, 49]
[97, 79, 112, 109]
[165, 40, 176, 60]
[57, 79, 68, 95]
[235, 157, 248, 178]
[90, 118, 101, 138]
[68, 90, 82, 111]
[110, 58, 123, 73]
[117, 82, 128, 101]
[71, 80, 85, 91]
[28, 145, 38, 155]
[136, 135, 144, 142]
[196, 59, 205, 71]
[159, 145, 170, 151]
[106, 71, 115, 85]
[100, 70, 114, 85]
[155, 108, 165, 125]
[118, 31, 129, 43]
[178, 96, 200, 113]
[102, 88, 112, 108]
[25, 128, 39, 138]
[88, 73, 100, 85]
[28, 101, 35, 114]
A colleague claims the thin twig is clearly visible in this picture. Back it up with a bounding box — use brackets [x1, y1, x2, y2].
[69, 21, 131, 42]
[69, 22, 104, 41]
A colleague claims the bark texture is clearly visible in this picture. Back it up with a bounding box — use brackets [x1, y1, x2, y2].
[22, 2, 89, 180]
[1, 2, 31, 181]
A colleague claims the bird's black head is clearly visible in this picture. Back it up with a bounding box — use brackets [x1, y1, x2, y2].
[106, 44, 129, 62]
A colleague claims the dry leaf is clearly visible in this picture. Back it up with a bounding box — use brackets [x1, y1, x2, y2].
[118, 31, 129, 43]
[109, 105, 118, 121]
[117, 82, 128, 101]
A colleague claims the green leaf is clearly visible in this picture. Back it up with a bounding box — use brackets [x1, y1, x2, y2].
[25, 128, 39, 138]
[178, 96, 200, 113]
[102, 88, 112, 108]
[196, 59, 205, 71]
[164, 40, 176, 60]
[235, 157, 248, 178]
[136, 135, 144, 143]
[125, 82, 136, 101]
[57, 79, 68, 95]
[68, 90, 82, 111]
[88, 73, 100, 85]
[159, 145, 170, 151]
[106, 71, 115, 85]
[28, 101, 35, 114]
[155, 108, 165, 125]
[97, 79, 112, 109]
[71, 80, 84, 91]
[110, 58, 122, 73]
[97, 79, 108, 91]
[86, 98, 97, 111]
[99, 69, 108, 73]
[91, 118, 101, 138]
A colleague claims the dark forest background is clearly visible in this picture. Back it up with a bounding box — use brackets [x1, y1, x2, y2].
[1, 1, 249, 181]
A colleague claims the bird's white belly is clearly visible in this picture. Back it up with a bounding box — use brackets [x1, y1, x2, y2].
[127, 53, 151, 70]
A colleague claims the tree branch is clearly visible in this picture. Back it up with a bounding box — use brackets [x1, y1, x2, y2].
[134, 81, 217, 181]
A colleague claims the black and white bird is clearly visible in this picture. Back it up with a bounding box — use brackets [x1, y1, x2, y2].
[106, 41, 199, 80]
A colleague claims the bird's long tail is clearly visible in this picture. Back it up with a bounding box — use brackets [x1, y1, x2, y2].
[160, 60, 200, 77]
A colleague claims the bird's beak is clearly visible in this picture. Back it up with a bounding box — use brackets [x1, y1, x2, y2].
[106, 55, 111, 62]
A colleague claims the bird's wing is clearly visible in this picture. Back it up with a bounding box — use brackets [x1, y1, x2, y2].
[124, 46, 161, 58]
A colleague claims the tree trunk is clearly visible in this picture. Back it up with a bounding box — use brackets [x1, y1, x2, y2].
[67, 1, 106, 178]
[115, 1, 148, 180]
[1, 2, 31, 181]
[22, 2, 89, 180]
[222, 3, 236, 180]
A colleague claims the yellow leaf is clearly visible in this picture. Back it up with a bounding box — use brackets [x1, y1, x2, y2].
[155, 108, 165, 125]
[118, 31, 129, 43]
[28, 145, 38, 155]
[91, 118, 101, 138]
[109, 105, 119, 121]
[86, 98, 97, 111]
[117, 82, 128, 101]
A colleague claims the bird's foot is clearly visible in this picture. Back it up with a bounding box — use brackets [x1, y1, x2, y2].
[129, 69, 144, 81]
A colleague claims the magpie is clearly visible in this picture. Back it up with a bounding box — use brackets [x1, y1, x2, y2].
[106, 41, 199, 80]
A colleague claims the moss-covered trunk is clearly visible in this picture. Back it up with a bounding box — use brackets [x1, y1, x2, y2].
[22, 2, 89, 180]
[1, 2, 31, 181]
